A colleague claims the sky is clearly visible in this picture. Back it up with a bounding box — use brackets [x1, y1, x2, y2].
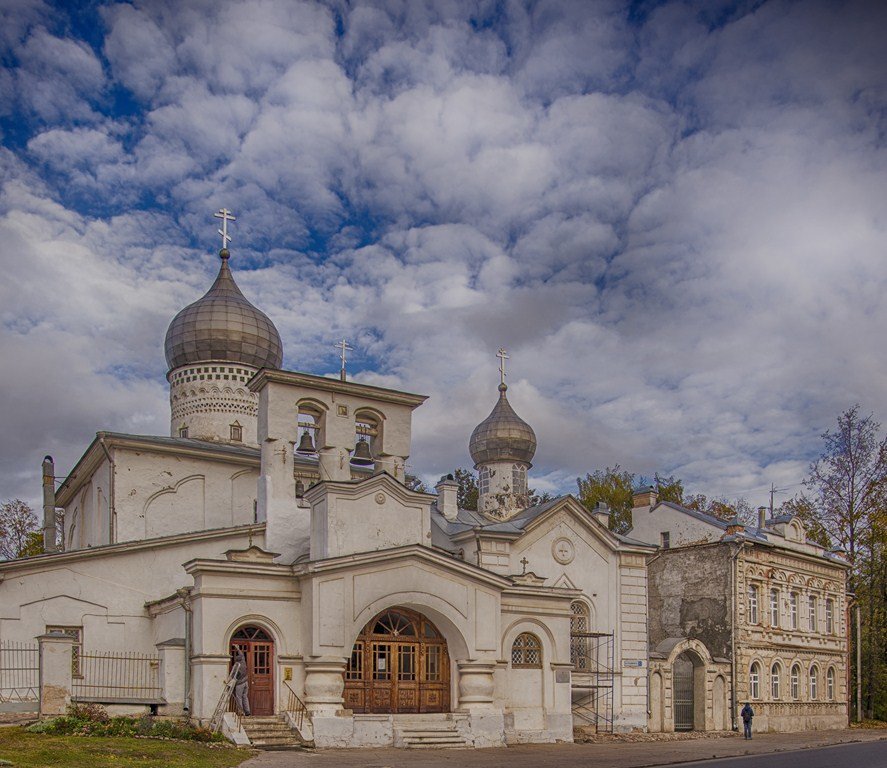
[1, 0, 886, 511]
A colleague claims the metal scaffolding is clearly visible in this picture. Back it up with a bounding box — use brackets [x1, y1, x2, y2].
[570, 631, 614, 732]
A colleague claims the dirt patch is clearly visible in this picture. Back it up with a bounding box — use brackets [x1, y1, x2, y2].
[574, 728, 739, 744]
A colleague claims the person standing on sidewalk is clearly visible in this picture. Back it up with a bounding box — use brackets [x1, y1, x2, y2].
[740, 702, 754, 739]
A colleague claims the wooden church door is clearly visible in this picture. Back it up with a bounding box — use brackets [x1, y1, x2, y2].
[231, 626, 275, 716]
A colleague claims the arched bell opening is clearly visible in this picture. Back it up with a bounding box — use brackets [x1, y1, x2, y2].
[295, 402, 324, 457]
[352, 410, 382, 469]
[343, 606, 450, 714]
[229, 624, 275, 716]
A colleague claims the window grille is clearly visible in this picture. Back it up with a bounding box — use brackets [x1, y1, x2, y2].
[570, 601, 589, 670]
[511, 633, 542, 668]
[46, 626, 82, 677]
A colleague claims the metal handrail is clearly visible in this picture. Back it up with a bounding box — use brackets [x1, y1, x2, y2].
[282, 678, 310, 732]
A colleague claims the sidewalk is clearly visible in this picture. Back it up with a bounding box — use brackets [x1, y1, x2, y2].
[241, 728, 887, 768]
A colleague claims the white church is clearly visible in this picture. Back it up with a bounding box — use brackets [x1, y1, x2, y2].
[0, 219, 656, 748]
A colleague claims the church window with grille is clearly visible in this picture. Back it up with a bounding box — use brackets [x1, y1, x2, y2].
[570, 601, 590, 670]
[511, 633, 542, 668]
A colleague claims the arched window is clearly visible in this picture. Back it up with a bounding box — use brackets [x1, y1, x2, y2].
[749, 662, 761, 699]
[570, 601, 589, 670]
[790, 664, 800, 699]
[825, 598, 835, 634]
[747, 584, 759, 624]
[827, 667, 835, 700]
[770, 589, 780, 627]
[809, 666, 818, 700]
[771, 662, 781, 699]
[230, 421, 242, 442]
[511, 464, 527, 496]
[511, 633, 542, 668]
[478, 467, 491, 497]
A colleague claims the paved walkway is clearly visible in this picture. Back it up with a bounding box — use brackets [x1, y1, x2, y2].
[241, 728, 887, 768]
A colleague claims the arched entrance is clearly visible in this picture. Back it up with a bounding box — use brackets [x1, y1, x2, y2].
[343, 607, 450, 714]
[230, 625, 274, 716]
[673, 653, 695, 731]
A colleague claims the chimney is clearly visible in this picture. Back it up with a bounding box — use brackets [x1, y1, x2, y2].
[42, 455, 58, 553]
[632, 485, 658, 509]
[724, 515, 745, 538]
[757, 506, 767, 530]
[435, 475, 459, 522]
[591, 501, 610, 529]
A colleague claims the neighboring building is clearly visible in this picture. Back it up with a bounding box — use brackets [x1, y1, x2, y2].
[630, 489, 849, 733]
[0, 237, 654, 748]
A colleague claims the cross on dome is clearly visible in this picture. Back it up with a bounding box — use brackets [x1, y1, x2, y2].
[214, 208, 236, 252]
[497, 347, 509, 387]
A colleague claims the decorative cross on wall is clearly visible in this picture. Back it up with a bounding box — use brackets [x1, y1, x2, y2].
[497, 347, 509, 386]
[214, 208, 236, 251]
[520, 556, 529, 575]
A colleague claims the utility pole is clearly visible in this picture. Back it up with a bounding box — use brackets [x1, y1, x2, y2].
[769, 483, 777, 517]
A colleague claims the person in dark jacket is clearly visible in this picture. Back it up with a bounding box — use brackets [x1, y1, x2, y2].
[232, 648, 251, 716]
[740, 702, 754, 739]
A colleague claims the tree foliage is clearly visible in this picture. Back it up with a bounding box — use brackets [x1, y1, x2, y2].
[0, 499, 41, 560]
[653, 473, 684, 505]
[576, 465, 635, 533]
[453, 468, 478, 511]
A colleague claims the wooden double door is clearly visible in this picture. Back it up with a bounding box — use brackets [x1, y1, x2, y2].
[343, 607, 450, 714]
[230, 626, 274, 716]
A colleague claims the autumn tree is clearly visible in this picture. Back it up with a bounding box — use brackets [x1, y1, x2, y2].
[654, 473, 684, 505]
[577, 466, 635, 533]
[453, 468, 478, 511]
[0, 499, 40, 560]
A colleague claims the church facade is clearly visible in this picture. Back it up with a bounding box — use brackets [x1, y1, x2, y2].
[0, 241, 653, 747]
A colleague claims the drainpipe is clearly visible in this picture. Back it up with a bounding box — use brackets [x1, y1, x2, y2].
[42, 456, 58, 552]
[98, 436, 116, 544]
[729, 542, 745, 732]
[645, 552, 662, 722]
[855, 602, 862, 722]
[178, 588, 193, 714]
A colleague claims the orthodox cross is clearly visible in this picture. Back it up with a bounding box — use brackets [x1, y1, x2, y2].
[520, 556, 529, 575]
[335, 338, 353, 382]
[496, 347, 509, 386]
[214, 208, 236, 251]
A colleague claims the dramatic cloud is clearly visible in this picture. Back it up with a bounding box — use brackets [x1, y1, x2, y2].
[2, 0, 886, 511]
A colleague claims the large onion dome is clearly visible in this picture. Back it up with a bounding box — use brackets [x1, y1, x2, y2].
[164, 249, 283, 371]
[469, 383, 537, 466]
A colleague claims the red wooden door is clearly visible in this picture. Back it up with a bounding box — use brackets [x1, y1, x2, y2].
[231, 626, 275, 716]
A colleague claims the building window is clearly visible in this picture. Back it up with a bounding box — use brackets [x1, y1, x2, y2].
[825, 599, 834, 634]
[661, 531, 670, 549]
[478, 467, 490, 497]
[570, 601, 589, 670]
[770, 589, 780, 628]
[748, 585, 759, 624]
[770, 662, 781, 699]
[46, 625, 82, 677]
[808, 595, 817, 632]
[511, 464, 527, 496]
[230, 422, 242, 442]
[178, 426, 189, 439]
[511, 633, 542, 668]
[810, 666, 818, 700]
[827, 667, 835, 700]
[750, 662, 761, 699]
[789, 592, 798, 629]
[790, 664, 800, 699]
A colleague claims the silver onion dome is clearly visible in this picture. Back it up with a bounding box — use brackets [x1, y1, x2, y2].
[469, 383, 537, 466]
[164, 249, 283, 371]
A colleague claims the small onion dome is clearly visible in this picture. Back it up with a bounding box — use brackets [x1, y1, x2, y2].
[469, 383, 537, 466]
[164, 249, 283, 371]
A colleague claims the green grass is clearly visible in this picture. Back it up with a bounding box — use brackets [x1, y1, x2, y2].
[0, 726, 254, 768]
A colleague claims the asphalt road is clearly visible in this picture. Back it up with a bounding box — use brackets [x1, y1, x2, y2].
[680, 741, 887, 767]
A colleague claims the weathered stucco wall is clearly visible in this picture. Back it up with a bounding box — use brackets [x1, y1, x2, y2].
[648, 544, 732, 659]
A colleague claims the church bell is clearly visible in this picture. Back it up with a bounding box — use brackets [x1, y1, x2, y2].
[295, 430, 316, 455]
[351, 438, 374, 466]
